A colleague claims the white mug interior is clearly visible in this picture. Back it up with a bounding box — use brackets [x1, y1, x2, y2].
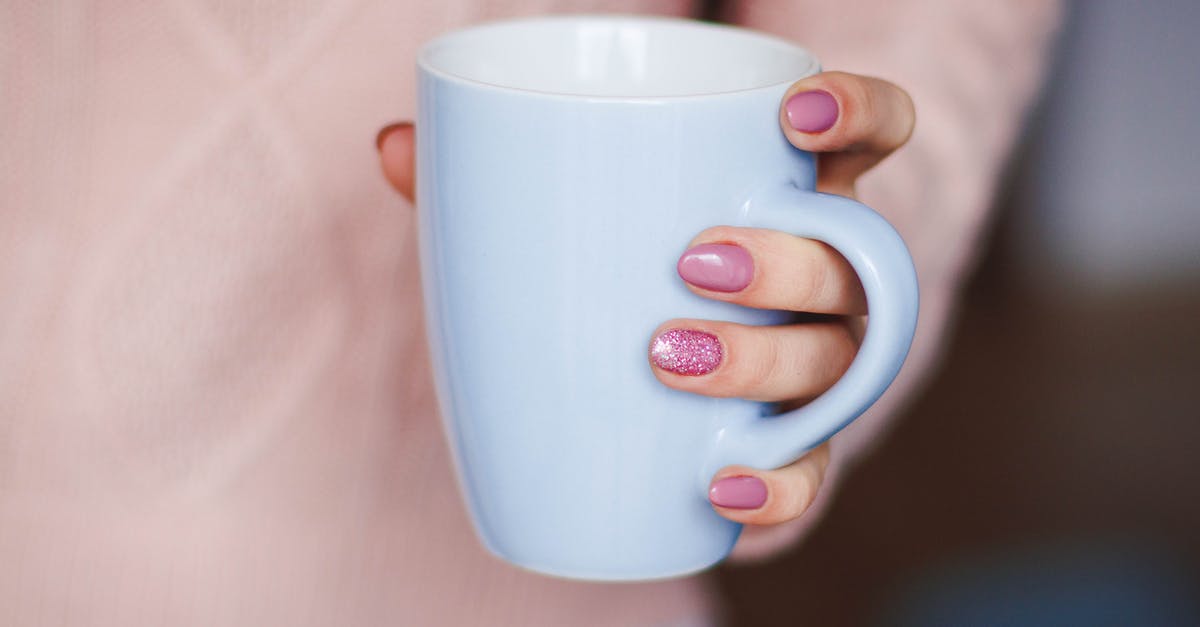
[418, 15, 818, 98]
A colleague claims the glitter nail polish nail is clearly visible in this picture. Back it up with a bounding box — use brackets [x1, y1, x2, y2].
[649, 329, 722, 376]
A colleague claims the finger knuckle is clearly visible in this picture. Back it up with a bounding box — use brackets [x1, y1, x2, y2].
[827, 321, 859, 377]
[769, 473, 818, 521]
[838, 75, 915, 151]
[732, 333, 780, 395]
[838, 77, 878, 138]
[791, 255, 830, 310]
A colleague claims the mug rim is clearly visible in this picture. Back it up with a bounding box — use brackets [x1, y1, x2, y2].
[417, 14, 820, 102]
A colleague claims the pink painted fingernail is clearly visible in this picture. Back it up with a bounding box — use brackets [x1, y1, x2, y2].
[709, 476, 768, 510]
[785, 90, 838, 133]
[677, 243, 753, 292]
[649, 329, 722, 376]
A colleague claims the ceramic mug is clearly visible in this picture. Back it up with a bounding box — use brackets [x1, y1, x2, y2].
[416, 15, 918, 581]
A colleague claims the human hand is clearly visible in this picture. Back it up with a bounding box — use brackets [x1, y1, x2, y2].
[376, 70, 914, 533]
[647, 72, 915, 533]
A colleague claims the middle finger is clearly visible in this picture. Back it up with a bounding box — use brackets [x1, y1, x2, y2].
[678, 225, 867, 316]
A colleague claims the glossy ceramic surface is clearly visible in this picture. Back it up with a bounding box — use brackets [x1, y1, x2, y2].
[416, 15, 918, 581]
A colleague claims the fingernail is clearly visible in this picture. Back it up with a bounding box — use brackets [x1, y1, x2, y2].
[709, 476, 768, 510]
[785, 90, 838, 133]
[649, 329, 722, 376]
[375, 122, 411, 151]
[677, 243, 753, 292]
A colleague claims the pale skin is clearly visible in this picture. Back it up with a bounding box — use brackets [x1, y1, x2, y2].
[378, 71, 915, 531]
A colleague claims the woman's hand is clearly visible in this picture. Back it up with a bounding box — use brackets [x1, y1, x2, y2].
[376, 70, 914, 533]
[648, 72, 914, 531]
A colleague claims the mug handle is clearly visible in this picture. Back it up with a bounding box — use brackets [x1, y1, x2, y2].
[701, 184, 919, 482]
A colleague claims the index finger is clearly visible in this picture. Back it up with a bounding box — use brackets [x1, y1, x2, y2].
[779, 71, 915, 195]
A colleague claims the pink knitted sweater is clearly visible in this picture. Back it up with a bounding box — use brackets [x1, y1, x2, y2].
[0, 1, 1059, 624]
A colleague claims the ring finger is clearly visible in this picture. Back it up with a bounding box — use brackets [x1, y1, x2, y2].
[647, 318, 858, 403]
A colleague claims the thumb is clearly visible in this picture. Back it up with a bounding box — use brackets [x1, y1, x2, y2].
[376, 122, 415, 203]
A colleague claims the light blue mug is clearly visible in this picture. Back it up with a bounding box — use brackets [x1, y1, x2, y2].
[416, 15, 918, 581]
